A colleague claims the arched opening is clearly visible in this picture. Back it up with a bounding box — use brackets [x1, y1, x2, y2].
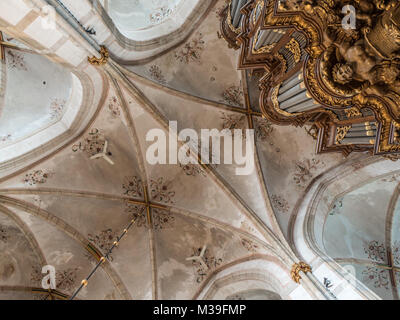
[323, 177, 400, 300]
[101, 0, 184, 32]
[0, 35, 83, 163]
[0, 37, 73, 149]
[291, 156, 400, 300]
[98, 0, 200, 40]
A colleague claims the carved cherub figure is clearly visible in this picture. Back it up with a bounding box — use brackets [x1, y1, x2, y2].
[332, 51, 400, 96]
[335, 39, 378, 84]
[373, 0, 398, 11]
[330, 34, 400, 96]
[332, 63, 354, 85]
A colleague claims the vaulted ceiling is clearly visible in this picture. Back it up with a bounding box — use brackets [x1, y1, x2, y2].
[0, 35, 72, 150]
[0, 0, 398, 300]
[102, 0, 184, 32]
[324, 175, 400, 300]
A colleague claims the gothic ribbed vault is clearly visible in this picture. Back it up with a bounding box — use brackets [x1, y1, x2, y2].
[0, 0, 398, 301]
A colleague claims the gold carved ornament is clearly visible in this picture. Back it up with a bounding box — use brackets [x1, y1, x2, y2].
[88, 46, 109, 66]
[294, 3, 400, 155]
[351, 94, 400, 153]
[291, 262, 312, 284]
[345, 107, 362, 118]
[276, 54, 287, 73]
[271, 85, 297, 117]
[270, 79, 338, 122]
[227, 0, 242, 35]
[335, 126, 351, 144]
[252, 28, 278, 54]
[305, 124, 319, 140]
[253, 0, 265, 25]
[285, 38, 301, 63]
[262, 0, 324, 57]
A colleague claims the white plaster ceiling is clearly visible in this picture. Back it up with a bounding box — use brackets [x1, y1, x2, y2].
[0, 46, 72, 147]
[323, 177, 400, 300]
[128, 3, 244, 107]
[0, 79, 274, 299]
[104, 0, 185, 34]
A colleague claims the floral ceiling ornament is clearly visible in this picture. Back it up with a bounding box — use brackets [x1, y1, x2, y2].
[254, 117, 274, 141]
[364, 240, 386, 263]
[293, 158, 324, 188]
[220, 112, 247, 132]
[148, 65, 166, 84]
[180, 163, 206, 177]
[124, 202, 147, 228]
[175, 33, 205, 64]
[150, 178, 175, 204]
[108, 96, 121, 118]
[152, 208, 175, 230]
[271, 194, 290, 214]
[56, 268, 79, 294]
[6, 50, 27, 71]
[72, 128, 106, 157]
[122, 176, 144, 199]
[124, 204, 174, 231]
[149, 6, 174, 25]
[88, 229, 118, 261]
[187, 245, 223, 283]
[329, 198, 344, 216]
[23, 170, 54, 186]
[221, 85, 244, 107]
[362, 267, 390, 290]
[49, 98, 67, 120]
[240, 238, 259, 253]
[31, 266, 43, 286]
[31, 266, 79, 294]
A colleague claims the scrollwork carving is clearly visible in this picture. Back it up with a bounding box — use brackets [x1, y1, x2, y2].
[291, 262, 312, 284]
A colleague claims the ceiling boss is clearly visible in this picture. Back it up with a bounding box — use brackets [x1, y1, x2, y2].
[220, 0, 400, 157]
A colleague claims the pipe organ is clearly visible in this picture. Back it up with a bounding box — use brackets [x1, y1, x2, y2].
[220, 0, 400, 158]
